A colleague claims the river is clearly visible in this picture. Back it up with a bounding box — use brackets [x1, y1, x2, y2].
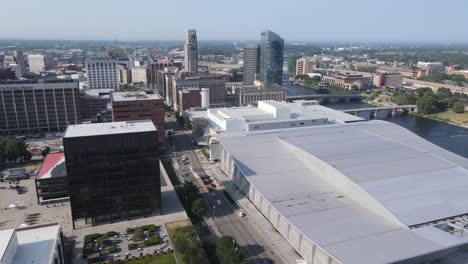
[284, 78, 468, 158]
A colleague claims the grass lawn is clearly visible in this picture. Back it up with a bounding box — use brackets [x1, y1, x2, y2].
[428, 110, 468, 127]
[126, 253, 177, 264]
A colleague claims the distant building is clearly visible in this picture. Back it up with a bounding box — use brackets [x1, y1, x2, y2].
[234, 83, 286, 106]
[131, 67, 148, 84]
[27, 54, 52, 74]
[179, 89, 202, 111]
[295, 57, 316, 76]
[0, 67, 16, 80]
[243, 44, 260, 85]
[13, 49, 26, 78]
[417, 61, 444, 71]
[355, 63, 379, 73]
[321, 72, 372, 90]
[118, 68, 132, 84]
[80, 89, 113, 121]
[373, 72, 403, 89]
[0, 79, 80, 135]
[184, 29, 198, 73]
[64, 121, 161, 228]
[0, 223, 64, 264]
[260, 30, 284, 85]
[156, 66, 178, 98]
[148, 60, 174, 88]
[446, 66, 468, 79]
[171, 74, 226, 111]
[35, 153, 68, 204]
[111, 91, 165, 149]
[85, 59, 120, 89]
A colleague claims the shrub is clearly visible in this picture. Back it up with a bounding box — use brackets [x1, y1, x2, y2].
[126, 227, 135, 234]
[452, 101, 465, 113]
[133, 227, 144, 241]
[106, 231, 117, 237]
[141, 224, 157, 233]
[84, 233, 101, 244]
[82, 248, 95, 257]
[128, 243, 137, 250]
[107, 246, 117, 253]
[143, 236, 160, 246]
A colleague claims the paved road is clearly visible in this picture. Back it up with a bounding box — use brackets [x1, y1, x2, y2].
[164, 114, 281, 264]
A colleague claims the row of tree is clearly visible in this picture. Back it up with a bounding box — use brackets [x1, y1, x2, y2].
[0, 139, 32, 163]
[392, 87, 465, 115]
[175, 182, 207, 223]
[418, 73, 466, 87]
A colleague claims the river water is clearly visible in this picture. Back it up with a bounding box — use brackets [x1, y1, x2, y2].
[284, 77, 468, 158]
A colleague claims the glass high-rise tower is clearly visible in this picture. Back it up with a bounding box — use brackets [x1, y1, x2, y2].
[184, 29, 198, 73]
[259, 30, 284, 86]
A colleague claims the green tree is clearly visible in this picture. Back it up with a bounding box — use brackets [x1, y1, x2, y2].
[185, 247, 210, 264]
[452, 102, 465, 113]
[349, 64, 356, 71]
[392, 94, 417, 105]
[191, 198, 206, 217]
[41, 146, 51, 158]
[5, 139, 30, 162]
[223, 249, 246, 264]
[417, 95, 439, 115]
[217, 236, 235, 253]
[436, 87, 453, 99]
[415, 87, 434, 97]
[133, 227, 144, 241]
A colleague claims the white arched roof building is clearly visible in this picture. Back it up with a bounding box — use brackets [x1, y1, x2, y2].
[213, 120, 468, 264]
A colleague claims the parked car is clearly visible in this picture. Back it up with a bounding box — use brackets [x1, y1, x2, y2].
[216, 200, 222, 205]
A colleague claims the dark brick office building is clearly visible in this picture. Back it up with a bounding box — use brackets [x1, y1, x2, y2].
[63, 120, 160, 228]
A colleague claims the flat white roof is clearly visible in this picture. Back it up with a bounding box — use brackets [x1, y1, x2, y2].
[64, 120, 156, 138]
[217, 121, 468, 263]
[0, 224, 60, 264]
[13, 224, 60, 264]
[0, 229, 15, 261]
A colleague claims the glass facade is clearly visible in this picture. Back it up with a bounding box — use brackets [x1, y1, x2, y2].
[260, 30, 284, 86]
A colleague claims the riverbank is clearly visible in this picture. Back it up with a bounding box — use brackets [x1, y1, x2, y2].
[411, 111, 468, 129]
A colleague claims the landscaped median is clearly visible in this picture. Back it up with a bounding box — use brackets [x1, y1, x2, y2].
[82, 224, 170, 263]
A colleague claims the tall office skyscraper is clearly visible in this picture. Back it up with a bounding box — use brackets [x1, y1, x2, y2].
[259, 30, 284, 86]
[242, 44, 260, 85]
[184, 29, 198, 73]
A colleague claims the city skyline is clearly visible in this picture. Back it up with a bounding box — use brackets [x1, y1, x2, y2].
[2, 0, 468, 43]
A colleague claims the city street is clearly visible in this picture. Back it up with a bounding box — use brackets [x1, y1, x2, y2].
[165, 114, 281, 264]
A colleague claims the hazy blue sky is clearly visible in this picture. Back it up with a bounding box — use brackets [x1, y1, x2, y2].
[2, 0, 468, 42]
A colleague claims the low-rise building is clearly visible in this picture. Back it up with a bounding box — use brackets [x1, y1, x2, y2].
[373, 72, 403, 89]
[35, 153, 68, 204]
[446, 66, 468, 78]
[321, 71, 372, 90]
[234, 83, 287, 106]
[0, 223, 64, 264]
